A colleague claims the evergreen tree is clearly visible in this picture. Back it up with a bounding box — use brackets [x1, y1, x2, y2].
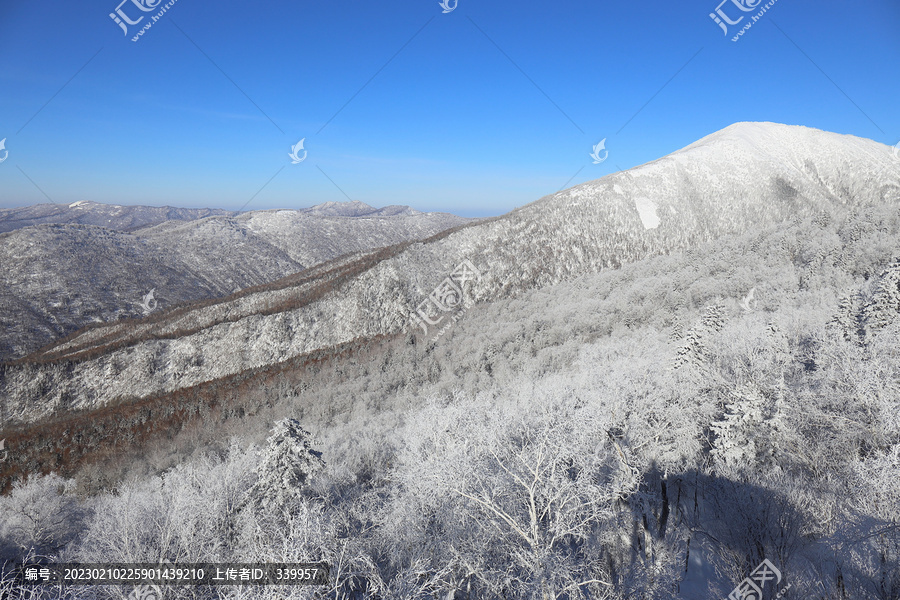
[669, 316, 684, 343]
[711, 387, 763, 469]
[830, 292, 866, 343]
[831, 294, 856, 340]
[710, 384, 784, 474]
[673, 303, 726, 369]
[863, 261, 900, 333]
[246, 419, 325, 514]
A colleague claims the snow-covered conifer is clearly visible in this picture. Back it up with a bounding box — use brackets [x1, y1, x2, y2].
[863, 261, 900, 333]
[247, 419, 325, 513]
[674, 304, 726, 369]
[710, 385, 783, 473]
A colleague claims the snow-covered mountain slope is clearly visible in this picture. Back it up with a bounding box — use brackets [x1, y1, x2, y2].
[4, 136, 900, 600]
[3, 122, 898, 422]
[0, 202, 471, 360]
[0, 222, 304, 361]
[136, 204, 470, 272]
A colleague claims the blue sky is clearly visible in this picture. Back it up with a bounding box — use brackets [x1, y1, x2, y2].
[1, 0, 898, 217]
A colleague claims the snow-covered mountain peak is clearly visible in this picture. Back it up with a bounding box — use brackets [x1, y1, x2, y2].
[542, 122, 900, 238]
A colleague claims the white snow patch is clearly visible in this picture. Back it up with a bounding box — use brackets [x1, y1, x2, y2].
[613, 184, 624, 195]
[634, 197, 660, 229]
[678, 537, 721, 599]
[69, 201, 89, 208]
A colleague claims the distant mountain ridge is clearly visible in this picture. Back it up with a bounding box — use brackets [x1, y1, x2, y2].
[0, 201, 234, 234]
[0, 201, 471, 360]
[0, 199, 433, 234]
[299, 200, 422, 217]
[2, 122, 899, 424]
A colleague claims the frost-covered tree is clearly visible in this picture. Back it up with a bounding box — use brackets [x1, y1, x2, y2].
[246, 419, 325, 514]
[669, 315, 684, 343]
[0, 473, 85, 558]
[710, 387, 765, 469]
[825, 442, 900, 600]
[73, 443, 257, 565]
[701, 471, 813, 598]
[831, 292, 865, 342]
[389, 393, 641, 600]
[710, 384, 785, 474]
[863, 261, 900, 333]
[673, 303, 726, 369]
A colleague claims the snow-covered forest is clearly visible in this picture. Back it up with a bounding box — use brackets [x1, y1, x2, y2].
[2, 198, 899, 599]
